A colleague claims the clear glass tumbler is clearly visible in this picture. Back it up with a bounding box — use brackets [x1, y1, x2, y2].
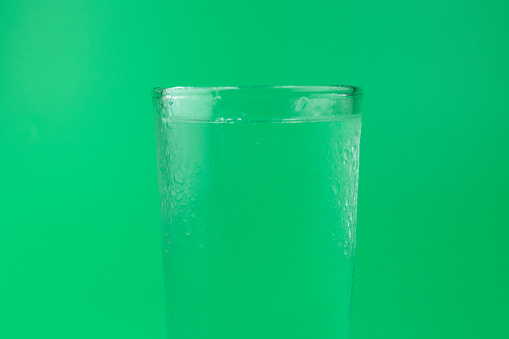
[153, 86, 363, 339]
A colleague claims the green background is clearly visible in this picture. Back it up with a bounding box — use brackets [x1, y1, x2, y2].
[1, 0, 508, 338]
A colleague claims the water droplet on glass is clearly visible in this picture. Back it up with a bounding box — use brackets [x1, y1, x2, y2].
[294, 97, 308, 112]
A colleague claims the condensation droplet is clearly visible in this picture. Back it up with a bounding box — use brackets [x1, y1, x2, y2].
[294, 97, 308, 112]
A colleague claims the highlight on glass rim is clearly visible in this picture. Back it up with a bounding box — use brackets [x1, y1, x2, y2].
[153, 86, 363, 339]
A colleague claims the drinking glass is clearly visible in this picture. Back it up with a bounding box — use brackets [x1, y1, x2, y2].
[153, 86, 363, 339]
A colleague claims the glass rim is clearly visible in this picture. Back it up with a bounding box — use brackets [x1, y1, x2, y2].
[152, 85, 362, 98]
[152, 85, 363, 123]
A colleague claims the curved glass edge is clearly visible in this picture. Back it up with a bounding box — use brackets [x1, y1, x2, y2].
[152, 85, 363, 123]
[152, 85, 363, 98]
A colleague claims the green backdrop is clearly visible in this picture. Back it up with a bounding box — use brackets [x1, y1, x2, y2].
[1, 0, 508, 338]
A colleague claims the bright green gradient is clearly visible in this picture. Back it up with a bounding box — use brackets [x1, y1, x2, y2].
[1, 0, 508, 339]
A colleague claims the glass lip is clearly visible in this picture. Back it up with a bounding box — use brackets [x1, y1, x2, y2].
[152, 85, 362, 98]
